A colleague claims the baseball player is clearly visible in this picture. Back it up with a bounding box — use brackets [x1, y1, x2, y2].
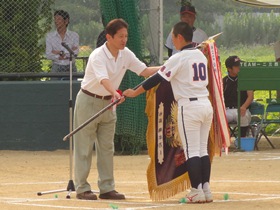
[123, 22, 213, 204]
[165, 3, 207, 57]
[223, 56, 254, 137]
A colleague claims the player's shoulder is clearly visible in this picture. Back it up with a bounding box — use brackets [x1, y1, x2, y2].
[180, 48, 201, 54]
[179, 49, 205, 61]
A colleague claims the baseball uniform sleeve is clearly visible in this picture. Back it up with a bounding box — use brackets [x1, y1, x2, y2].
[158, 53, 181, 81]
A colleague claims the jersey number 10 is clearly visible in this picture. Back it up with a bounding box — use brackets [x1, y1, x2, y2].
[192, 63, 207, 81]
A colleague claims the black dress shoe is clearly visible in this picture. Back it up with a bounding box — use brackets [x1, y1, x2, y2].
[99, 190, 125, 200]
[76, 191, 97, 200]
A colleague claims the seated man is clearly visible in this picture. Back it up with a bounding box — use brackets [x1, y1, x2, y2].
[223, 56, 254, 137]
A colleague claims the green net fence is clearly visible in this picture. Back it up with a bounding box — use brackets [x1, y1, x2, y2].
[99, 0, 147, 154]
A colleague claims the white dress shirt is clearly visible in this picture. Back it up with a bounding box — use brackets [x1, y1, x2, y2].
[46, 29, 79, 65]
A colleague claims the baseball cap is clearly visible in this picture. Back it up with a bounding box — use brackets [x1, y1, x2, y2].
[225, 56, 242, 68]
[180, 5, 196, 15]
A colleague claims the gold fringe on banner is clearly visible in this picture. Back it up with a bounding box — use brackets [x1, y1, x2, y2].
[145, 87, 190, 201]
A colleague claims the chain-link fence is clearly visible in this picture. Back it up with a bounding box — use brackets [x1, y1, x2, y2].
[0, 0, 165, 79]
[0, 0, 53, 77]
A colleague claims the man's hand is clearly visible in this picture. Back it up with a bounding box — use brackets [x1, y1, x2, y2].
[113, 90, 125, 105]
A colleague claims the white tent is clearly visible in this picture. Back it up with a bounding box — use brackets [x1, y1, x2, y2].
[235, 0, 280, 7]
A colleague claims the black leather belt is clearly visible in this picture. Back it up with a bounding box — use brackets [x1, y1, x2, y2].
[81, 89, 111, 100]
[189, 98, 198, 101]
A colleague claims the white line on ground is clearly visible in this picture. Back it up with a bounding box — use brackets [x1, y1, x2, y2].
[0, 181, 147, 186]
[212, 180, 280, 183]
[0, 181, 65, 186]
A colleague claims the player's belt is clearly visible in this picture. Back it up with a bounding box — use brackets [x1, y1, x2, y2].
[81, 89, 112, 100]
[189, 97, 198, 101]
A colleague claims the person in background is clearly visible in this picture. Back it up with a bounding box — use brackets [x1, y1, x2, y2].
[74, 18, 161, 201]
[46, 10, 79, 80]
[165, 2, 207, 57]
[124, 21, 213, 204]
[223, 56, 254, 137]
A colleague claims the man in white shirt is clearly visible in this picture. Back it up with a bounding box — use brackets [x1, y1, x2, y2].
[165, 3, 207, 57]
[45, 10, 79, 80]
[74, 18, 160, 200]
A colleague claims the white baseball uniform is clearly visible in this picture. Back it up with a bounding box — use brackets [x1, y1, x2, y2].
[158, 46, 213, 159]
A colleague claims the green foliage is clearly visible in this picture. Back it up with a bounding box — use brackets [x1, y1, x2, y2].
[52, 0, 102, 47]
[162, 1, 280, 48]
[72, 21, 103, 47]
[0, 0, 54, 77]
[47, 0, 280, 55]
[220, 11, 280, 48]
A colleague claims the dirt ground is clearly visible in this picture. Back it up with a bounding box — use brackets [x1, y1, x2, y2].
[0, 137, 280, 210]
